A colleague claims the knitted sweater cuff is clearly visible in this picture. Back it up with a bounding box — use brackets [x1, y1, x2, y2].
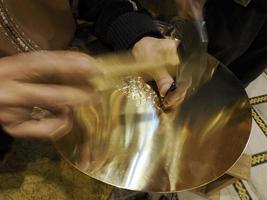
[107, 12, 163, 50]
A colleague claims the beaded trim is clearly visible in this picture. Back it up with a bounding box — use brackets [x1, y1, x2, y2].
[0, 0, 40, 52]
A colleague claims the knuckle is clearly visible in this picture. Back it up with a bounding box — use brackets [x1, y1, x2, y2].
[64, 51, 89, 62]
[170, 40, 178, 49]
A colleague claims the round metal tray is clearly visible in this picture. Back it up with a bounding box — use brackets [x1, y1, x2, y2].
[55, 62, 251, 193]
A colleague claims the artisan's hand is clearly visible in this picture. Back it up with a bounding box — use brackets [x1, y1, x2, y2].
[132, 37, 191, 109]
[0, 51, 99, 139]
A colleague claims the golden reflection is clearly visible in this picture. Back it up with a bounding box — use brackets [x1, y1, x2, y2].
[55, 56, 251, 192]
[53, 0, 251, 193]
[50, 0, 252, 193]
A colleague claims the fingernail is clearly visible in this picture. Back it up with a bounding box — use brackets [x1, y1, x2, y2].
[167, 82, 177, 93]
[175, 39, 180, 46]
[162, 82, 177, 97]
[160, 84, 172, 97]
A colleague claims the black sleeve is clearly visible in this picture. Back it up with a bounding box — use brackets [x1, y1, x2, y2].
[0, 126, 13, 161]
[252, 0, 267, 11]
[78, 0, 163, 50]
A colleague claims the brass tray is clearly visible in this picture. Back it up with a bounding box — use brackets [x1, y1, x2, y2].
[55, 62, 251, 193]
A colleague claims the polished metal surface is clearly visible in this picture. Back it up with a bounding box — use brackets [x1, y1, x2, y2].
[54, 56, 252, 192]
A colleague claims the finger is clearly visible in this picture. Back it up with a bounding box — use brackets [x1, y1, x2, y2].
[164, 79, 192, 109]
[0, 82, 98, 110]
[3, 108, 72, 140]
[133, 37, 180, 65]
[158, 39, 180, 67]
[160, 38, 180, 53]
[0, 107, 31, 125]
[151, 69, 174, 97]
[141, 38, 180, 96]
[0, 51, 100, 84]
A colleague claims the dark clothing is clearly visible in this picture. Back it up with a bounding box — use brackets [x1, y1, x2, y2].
[205, 0, 267, 85]
[235, 0, 267, 11]
[78, 0, 162, 50]
[77, 0, 267, 85]
[0, 126, 12, 161]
